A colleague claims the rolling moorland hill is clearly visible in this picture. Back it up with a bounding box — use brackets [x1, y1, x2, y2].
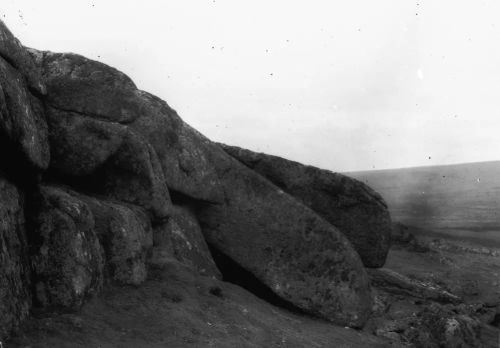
[348, 161, 500, 247]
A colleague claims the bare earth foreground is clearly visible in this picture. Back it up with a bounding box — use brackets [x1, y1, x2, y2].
[8, 261, 387, 348]
[8, 230, 500, 348]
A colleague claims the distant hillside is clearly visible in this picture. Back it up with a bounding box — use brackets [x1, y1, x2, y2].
[348, 161, 500, 246]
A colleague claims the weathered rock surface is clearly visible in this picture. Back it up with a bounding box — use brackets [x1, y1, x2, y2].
[36, 50, 222, 205]
[126, 91, 223, 203]
[197, 150, 373, 327]
[151, 204, 221, 279]
[80, 196, 153, 285]
[368, 268, 461, 304]
[32, 186, 104, 311]
[31, 49, 373, 326]
[0, 55, 49, 171]
[0, 175, 31, 340]
[0, 19, 411, 342]
[221, 144, 392, 268]
[0, 20, 46, 95]
[45, 104, 171, 219]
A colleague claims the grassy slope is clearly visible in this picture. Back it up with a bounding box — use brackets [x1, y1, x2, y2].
[348, 161, 500, 247]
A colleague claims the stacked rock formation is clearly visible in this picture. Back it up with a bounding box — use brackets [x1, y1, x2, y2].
[0, 20, 393, 340]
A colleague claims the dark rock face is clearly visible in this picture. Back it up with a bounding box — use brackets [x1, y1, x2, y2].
[45, 106, 127, 177]
[80, 196, 153, 285]
[197, 151, 373, 327]
[125, 91, 223, 203]
[37, 51, 221, 205]
[44, 99, 171, 220]
[151, 205, 221, 279]
[220, 144, 392, 268]
[0, 21, 46, 95]
[0, 19, 390, 339]
[31, 48, 372, 326]
[38, 52, 138, 122]
[0, 56, 49, 171]
[0, 175, 31, 340]
[32, 186, 104, 311]
[31, 51, 171, 219]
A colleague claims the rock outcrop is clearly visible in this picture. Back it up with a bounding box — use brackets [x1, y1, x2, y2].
[0, 19, 391, 340]
[221, 144, 392, 268]
[30, 44, 373, 326]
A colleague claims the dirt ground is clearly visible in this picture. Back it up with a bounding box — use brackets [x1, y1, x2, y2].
[7, 231, 500, 347]
[7, 261, 390, 348]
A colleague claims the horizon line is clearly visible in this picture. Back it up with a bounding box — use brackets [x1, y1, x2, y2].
[343, 159, 500, 174]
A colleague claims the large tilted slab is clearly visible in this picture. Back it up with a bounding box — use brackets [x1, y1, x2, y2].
[220, 144, 392, 268]
[196, 150, 373, 327]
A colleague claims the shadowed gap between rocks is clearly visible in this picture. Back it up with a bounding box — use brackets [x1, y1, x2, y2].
[491, 313, 500, 328]
[0, 133, 39, 187]
[168, 189, 311, 317]
[207, 244, 311, 317]
[168, 188, 219, 207]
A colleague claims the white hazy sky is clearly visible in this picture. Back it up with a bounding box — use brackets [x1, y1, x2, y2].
[2, 1, 500, 172]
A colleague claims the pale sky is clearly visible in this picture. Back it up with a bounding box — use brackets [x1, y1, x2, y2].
[2, 1, 500, 172]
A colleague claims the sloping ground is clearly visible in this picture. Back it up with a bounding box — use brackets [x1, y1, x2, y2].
[348, 161, 500, 247]
[365, 229, 500, 347]
[8, 231, 500, 348]
[8, 261, 389, 348]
